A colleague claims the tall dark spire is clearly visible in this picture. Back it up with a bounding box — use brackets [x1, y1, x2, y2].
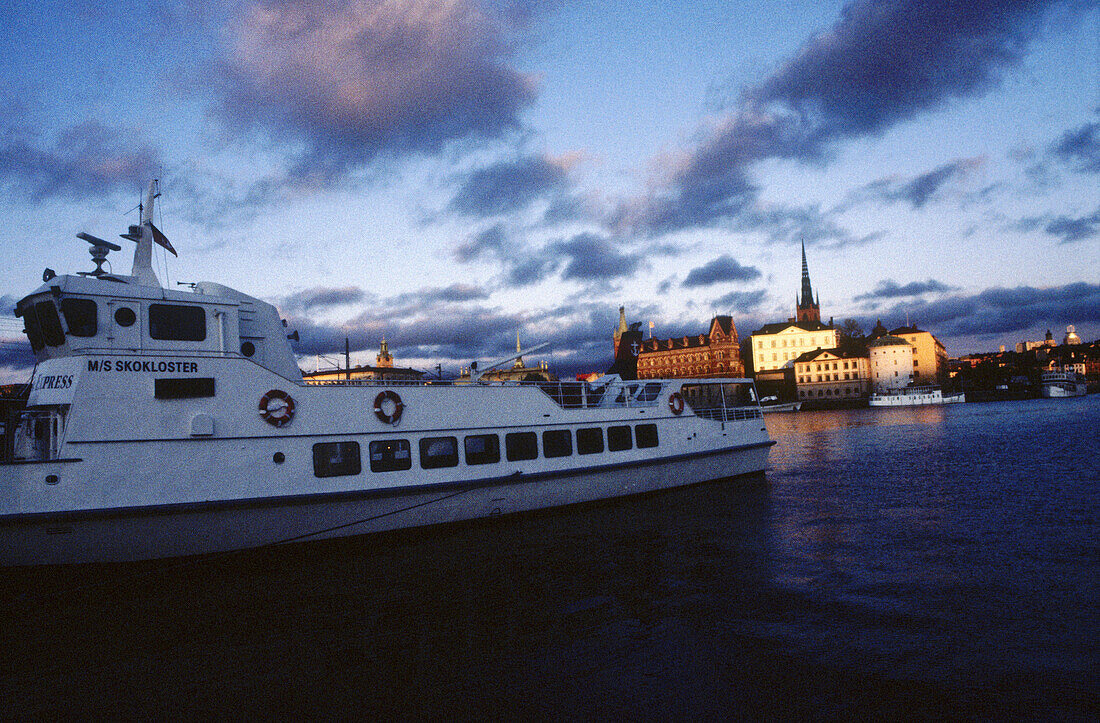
[799, 239, 813, 306]
[796, 239, 821, 323]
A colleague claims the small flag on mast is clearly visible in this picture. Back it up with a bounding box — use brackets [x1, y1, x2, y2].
[146, 221, 177, 257]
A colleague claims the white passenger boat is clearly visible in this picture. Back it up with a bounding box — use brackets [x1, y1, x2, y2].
[868, 386, 965, 407]
[0, 183, 774, 566]
[1039, 370, 1087, 398]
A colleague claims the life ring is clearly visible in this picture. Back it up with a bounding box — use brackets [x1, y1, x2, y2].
[668, 392, 684, 415]
[259, 389, 296, 427]
[374, 390, 404, 425]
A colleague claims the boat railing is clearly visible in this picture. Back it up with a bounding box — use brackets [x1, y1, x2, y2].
[692, 406, 763, 422]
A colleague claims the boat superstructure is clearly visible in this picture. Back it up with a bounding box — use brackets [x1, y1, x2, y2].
[1, 183, 774, 566]
[1039, 370, 1087, 398]
[868, 385, 965, 407]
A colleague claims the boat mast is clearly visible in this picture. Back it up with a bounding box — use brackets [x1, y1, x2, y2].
[127, 180, 162, 287]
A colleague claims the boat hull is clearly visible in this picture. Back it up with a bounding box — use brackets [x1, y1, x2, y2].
[0, 442, 771, 566]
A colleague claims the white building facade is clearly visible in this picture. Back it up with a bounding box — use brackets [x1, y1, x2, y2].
[868, 335, 914, 392]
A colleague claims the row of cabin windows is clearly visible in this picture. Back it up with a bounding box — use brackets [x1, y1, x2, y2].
[18, 298, 208, 351]
[314, 424, 661, 478]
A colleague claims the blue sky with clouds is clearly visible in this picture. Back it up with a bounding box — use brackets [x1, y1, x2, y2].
[1, 0, 1098, 379]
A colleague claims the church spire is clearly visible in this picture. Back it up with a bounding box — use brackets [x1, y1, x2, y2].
[796, 239, 821, 323]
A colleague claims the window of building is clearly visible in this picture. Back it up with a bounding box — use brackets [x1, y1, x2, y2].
[420, 436, 458, 469]
[464, 434, 500, 465]
[543, 429, 573, 458]
[635, 424, 658, 448]
[369, 439, 412, 472]
[505, 432, 538, 461]
[60, 298, 97, 337]
[607, 425, 632, 451]
[149, 303, 206, 341]
[577, 427, 604, 455]
[313, 441, 361, 478]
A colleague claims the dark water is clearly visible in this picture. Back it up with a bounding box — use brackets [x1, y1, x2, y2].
[2, 397, 1098, 718]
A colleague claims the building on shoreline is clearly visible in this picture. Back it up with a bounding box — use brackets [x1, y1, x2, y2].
[303, 337, 424, 383]
[749, 243, 836, 397]
[793, 348, 871, 401]
[632, 315, 744, 379]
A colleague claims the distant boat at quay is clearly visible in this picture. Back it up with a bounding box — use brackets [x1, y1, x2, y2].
[758, 396, 802, 413]
[869, 386, 965, 407]
[1039, 370, 1087, 398]
[0, 182, 774, 566]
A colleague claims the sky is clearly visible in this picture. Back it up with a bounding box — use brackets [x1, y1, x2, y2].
[1, 0, 1098, 381]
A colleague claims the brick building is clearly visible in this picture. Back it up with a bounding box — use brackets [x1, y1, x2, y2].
[622, 313, 745, 379]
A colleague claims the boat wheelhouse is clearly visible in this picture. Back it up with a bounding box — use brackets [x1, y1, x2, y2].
[1, 183, 774, 566]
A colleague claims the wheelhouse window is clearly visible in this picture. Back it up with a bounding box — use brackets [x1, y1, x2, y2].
[369, 439, 412, 473]
[464, 434, 500, 465]
[18, 299, 65, 350]
[576, 427, 604, 455]
[505, 432, 538, 461]
[60, 298, 97, 337]
[149, 303, 206, 341]
[635, 424, 659, 449]
[542, 429, 572, 458]
[420, 436, 459, 469]
[313, 441, 361, 478]
[607, 425, 632, 452]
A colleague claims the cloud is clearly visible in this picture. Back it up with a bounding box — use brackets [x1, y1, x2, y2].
[454, 227, 647, 288]
[854, 279, 958, 301]
[287, 295, 627, 378]
[622, 0, 1080, 235]
[896, 159, 982, 208]
[682, 255, 761, 287]
[1051, 119, 1100, 173]
[449, 154, 572, 217]
[1013, 206, 1100, 244]
[855, 282, 1100, 337]
[215, 0, 537, 180]
[712, 289, 767, 311]
[391, 283, 490, 305]
[0, 121, 160, 201]
[546, 233, 644, 283]
[1044, 207, 1100, 244]
[280, 285, 368, 313]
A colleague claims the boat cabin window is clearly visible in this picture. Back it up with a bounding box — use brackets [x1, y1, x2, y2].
[505, 432, 538, 461]
[369, 439, 412, 473]
[17, 299, 65, 351]
[464, 434, 500, 466]
[607, 425, 632, 452]
[312, 441, 361, 478]
[420, 436, 459, 469]
[576, 427, 604, 455]
[149, 303, 206, 341]
[542, 429, 572, 458]
[635, 424, 659, 449]
[60, 298, 97, 337]
[636, 382, 663, 402]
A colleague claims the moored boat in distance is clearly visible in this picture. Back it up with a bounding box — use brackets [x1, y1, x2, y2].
[758, 396, 802, 413]
[0, 182, 774, 566]
[869, 385, 965, 407]
[1039, 370, 1087, 398]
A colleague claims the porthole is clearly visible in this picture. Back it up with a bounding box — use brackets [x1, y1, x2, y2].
[114, 307, 136, 327]
[241, 341, 256, 357]
[273, 452, 285, 464]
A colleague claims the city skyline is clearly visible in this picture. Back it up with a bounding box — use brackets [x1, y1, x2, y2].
[1, 0, 1098, 381]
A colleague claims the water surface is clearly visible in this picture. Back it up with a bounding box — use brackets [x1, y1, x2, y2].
[2, 396, 1097, 717]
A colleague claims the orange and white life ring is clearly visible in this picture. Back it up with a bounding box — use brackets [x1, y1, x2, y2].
[374, 389, 404, 425]
[259, 389, 296, 427]
[668, 391, 684, 415]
